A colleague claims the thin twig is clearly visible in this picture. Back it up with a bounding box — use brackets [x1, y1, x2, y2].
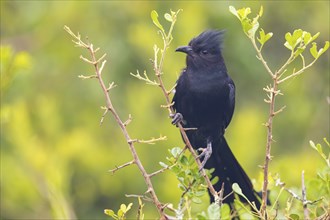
[301, 170, 309, 220]
[108, 160, 135, 174]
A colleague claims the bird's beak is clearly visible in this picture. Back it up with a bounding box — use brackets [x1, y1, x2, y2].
[175, 45, 193, 54]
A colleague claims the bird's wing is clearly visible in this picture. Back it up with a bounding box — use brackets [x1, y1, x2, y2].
[224, 81, 235, 128]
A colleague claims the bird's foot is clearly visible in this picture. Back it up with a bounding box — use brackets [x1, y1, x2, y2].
[170, 112, 184, 126]
[197, 141, 212, 171]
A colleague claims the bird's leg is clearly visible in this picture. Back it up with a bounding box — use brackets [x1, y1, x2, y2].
[198, 140, 213, 171]
[170, 112, 184, 126]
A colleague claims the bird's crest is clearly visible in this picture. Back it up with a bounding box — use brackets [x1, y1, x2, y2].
[189, 30, 225, 53]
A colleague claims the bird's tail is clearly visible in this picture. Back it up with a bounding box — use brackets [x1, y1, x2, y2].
[204, 136, 261, 209]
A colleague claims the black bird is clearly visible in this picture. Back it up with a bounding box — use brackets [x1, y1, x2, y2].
[172, 30, 261, 210]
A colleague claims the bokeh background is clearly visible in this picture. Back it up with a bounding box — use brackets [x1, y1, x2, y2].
[1, 1, 329, 219]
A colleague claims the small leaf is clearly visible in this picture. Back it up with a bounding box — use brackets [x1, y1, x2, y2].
[220, 204, 231, 218]
[211, 176, 219, 185]
[104, 209, 117, 218]
[242, 19, 253, 35]
[197, 212, 207, 220]
[294, 47, 305, 58]
[207, 203, 220, 220]
[195, 190, 206, 197]
[180, 155, 189, 165]
[310, 42, 318, 58]
[117, 208, 124, 218]
[284, 32, 293, 50]
[229, 6, 240, 20]
[318, 41, 330, 57]
[237, 7, 251, 19]
[120, 204, 126, 212]
[303, 32, 312, 45]
[232, 183, 249, 203]
[170, 147, 182, 157]
[164, 13, 172, 22]
[289, 214, 300, 220]
[159, 161, 168, 168]
[248, 18, 259, 37]
[232, 183, 243, 195]
[151, 10, 164, 32]
[257, 28, 273, 45]
[285, 29, 303, 50]
[126, 203, 133, 212]
[192, 197, 202, 204]
[258, 5, 263, 17]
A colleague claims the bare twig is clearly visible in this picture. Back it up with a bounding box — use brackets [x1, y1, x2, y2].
[64, 25, 167, 219]
[301, 170, 309, 220]
[108, 160, 135, 174]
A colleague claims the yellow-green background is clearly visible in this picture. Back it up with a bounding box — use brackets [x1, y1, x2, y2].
[1, 1, 329, 219]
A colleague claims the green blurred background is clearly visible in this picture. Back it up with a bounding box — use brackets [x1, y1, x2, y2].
[1, 1, 329, 219]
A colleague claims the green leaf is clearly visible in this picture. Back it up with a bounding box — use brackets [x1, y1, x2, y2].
[309, 41, 329, 59]
[180, 155, 189, 165]
[318, 41, 330, 57]
[125, 203, 133, 212]
[232, 183, 249, 202]
[303, 32, 312, 45]
[310, 42, 318, 58]
[294, 47, 305, 58]
[104, 209, 117, 219]
[196, 212, 207, 220]
[170, 147, 182, 157]
[195, 190, 206, 197]
[220, 204, 231, 218]
[164, 13, 172, 22]
[211, 176, 219, 185]
[289, 214, 300, 220]
[229, 6, 240, 20]
[207, 203, 220, 220]
[192, 197, 202, 204]
[241, 18, 253, 35]
[159, 161, 168, 168]
[258, 5, 263, 17]
[232, 183, 243, 195]
[285, 29, 303, 50]
[151, 10, 164, 32]
[237, 7, 251, 19]
[248, 18, 259, 37]
[257, 28, 273, 45]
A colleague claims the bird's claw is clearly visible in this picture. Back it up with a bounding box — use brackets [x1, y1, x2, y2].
[171, 112, 184, 126]
[197, 141, 213, 171]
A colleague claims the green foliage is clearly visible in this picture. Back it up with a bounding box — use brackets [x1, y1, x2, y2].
[161, 147, 211, 204]
[230, 5, 329, 219]
[104, 203, 133, 220]
[0, 45, 32, 93]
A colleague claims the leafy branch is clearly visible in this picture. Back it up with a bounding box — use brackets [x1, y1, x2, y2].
[132, 9, 221, 205]
[230, 5, 329, 218]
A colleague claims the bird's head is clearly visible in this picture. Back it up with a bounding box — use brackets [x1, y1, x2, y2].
[176, 30, 225, 69]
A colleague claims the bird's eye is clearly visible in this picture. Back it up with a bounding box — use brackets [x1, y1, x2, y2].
[201, 50, 208, 55]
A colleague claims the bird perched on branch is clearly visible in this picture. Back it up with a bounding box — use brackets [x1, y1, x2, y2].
[172, 30, 261, 210]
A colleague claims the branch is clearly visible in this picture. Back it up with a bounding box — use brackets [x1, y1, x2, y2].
[277, 58, 317, 84]
[150, 18, 219, 202]
[64, 26, 167, 219]
[301, 170, 309, 220]
[108, 160, 135, 174]
[250, 37, 274, 78]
